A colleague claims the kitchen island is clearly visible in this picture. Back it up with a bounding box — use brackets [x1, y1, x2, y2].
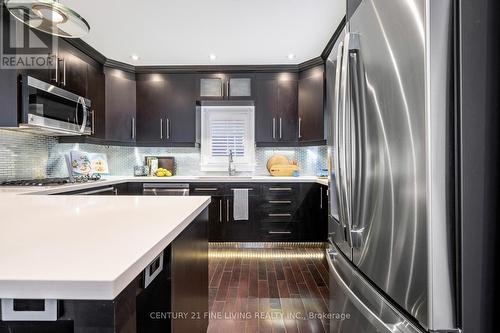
[0, 194, 211, 333]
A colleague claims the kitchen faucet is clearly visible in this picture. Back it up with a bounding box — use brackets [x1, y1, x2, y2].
[228, 149, 236, 176]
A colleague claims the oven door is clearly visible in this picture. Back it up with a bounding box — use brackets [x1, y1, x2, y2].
[19, 75, 92, 136]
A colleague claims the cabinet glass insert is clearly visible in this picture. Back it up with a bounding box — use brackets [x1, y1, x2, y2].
[200, 78, 223, 97]
[229, 78, 251, 97]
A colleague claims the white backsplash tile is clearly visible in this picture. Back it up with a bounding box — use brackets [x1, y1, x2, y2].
[0, 130, 327, 180]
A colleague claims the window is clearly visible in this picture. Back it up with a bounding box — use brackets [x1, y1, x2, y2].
[200, 105, 255, 172]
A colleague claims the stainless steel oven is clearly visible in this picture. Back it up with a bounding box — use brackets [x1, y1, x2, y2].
[18, 75, 92, 136]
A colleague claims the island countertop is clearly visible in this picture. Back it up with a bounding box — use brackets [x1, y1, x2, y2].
[0, 195, 210, 300]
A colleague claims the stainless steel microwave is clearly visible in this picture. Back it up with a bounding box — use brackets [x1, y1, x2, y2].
[18, 75, 92, 136]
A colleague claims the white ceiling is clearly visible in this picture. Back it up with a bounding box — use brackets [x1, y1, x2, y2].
[62, 0, 345, 66]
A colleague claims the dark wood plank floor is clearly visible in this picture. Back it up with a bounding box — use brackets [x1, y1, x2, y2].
[208, 246, 329, 333]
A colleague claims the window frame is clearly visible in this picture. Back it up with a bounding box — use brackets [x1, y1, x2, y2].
[200, 105, 255, 172]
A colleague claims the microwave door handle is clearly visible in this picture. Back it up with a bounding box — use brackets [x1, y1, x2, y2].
[77, 97, 87, 133]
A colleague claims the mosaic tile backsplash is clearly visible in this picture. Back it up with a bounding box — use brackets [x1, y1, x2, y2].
[0, 130, 327, 180]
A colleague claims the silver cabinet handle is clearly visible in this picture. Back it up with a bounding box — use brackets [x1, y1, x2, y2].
[298, 117, 302, 139]
[268, 213, 292, 217]
[268, 231, 292, 235]
[160, 118, 164, 139]
[226, 81, 230, 97]
[166, 118, 170, 139]
[219, 199, 223, 223]
[279, 117, 283, 139]
[91, 110, 95, 135]
[320, 186, 323, 209]
[53, 57, 60, 83]
[226, 199, 230, 222]
[273, 118, 277, 139]
[268, 200, 292, 204]
[269, 187, 292, 191]
[62, 58, 66, 86]
[194, 188, 219, 191]
[131, 117, 136, 139]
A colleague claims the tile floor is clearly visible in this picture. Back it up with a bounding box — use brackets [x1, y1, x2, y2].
[207, 245, 330, 333]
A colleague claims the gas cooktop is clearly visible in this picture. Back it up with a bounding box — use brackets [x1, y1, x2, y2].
[0, 175, 102, 187]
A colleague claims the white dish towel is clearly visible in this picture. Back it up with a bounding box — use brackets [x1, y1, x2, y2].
[233, 189, 249, 221]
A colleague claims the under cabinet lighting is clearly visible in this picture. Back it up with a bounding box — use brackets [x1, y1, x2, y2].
[209, 54, 217, 61]
[131, 54, 140, 61]
[287, 53, 295, 60]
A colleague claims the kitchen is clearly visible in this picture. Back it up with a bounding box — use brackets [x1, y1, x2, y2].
[0, 0, 498, 333]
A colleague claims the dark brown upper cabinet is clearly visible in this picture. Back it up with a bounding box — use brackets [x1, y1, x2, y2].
[198, 73, 254, 100]
[298, 65, 325, 144]
[86, 64, 106, 139]
[50, 39, 88, 97]
[255, 73, 298, 146]
[136, 74, 197, 146]
[104, 68, 137, 143]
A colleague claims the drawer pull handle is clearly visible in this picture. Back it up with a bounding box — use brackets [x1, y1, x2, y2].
[230, 188, 253, 191]
[194, 188, 219, 191]
[269, 187, 292, 191]
[268, 213, 292, 217]
[268, 231, 292, 234]
[268, 200, 292, 204]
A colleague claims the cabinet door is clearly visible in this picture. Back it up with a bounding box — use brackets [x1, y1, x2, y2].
[208, 196, 225, 241]
[299, 65, 325, 143]
[164, 74, 197, 144]
[277, 79, 298, 143]
[105, 68, 136, 143]
[57, 39, 87, 97]
[198, 74, 225, 100]
[255, 77, 277, 143]
[136, 74, 167, 144]
[86, 64, 105, 139]
[223, 196, 257, 241]
[227, 74, 254, 100]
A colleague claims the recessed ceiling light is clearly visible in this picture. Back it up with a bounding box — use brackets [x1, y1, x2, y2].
[288, 54, 295, 60]
[209, 54, 217, 61]
[131, 54, 140, 61]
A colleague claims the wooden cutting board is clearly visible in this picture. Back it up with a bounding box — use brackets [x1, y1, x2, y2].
[266, 154, 289, 172]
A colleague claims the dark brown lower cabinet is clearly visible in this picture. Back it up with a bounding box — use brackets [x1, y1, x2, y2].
[0, 208, 208, 333]
[191, 182, 327, 242]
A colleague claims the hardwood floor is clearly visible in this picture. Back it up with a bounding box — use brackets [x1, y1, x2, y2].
[208, 245, 330, 333]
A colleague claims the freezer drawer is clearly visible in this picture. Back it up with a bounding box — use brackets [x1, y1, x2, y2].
[326, 246, 423, 333]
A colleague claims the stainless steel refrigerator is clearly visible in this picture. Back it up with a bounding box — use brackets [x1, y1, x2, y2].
[326, 0, 460, 332]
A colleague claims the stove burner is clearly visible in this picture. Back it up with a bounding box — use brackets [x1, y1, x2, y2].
[0, 174, 102, 187]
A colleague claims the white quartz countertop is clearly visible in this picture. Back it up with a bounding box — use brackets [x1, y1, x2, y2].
[0, 195, 210, 300]
[0, 175, 329, 196]
[0, 175, 327, 300]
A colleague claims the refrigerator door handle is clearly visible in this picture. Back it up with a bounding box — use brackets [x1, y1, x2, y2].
[339, 32, 353, 246]
[332, 40, 344, 224]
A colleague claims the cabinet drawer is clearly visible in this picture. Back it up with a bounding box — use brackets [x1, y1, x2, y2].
[262, 184, 299, 199]
[190, 184, 225, 196]
[224, 184, 261, 196]
[260, 225, 298, 241]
